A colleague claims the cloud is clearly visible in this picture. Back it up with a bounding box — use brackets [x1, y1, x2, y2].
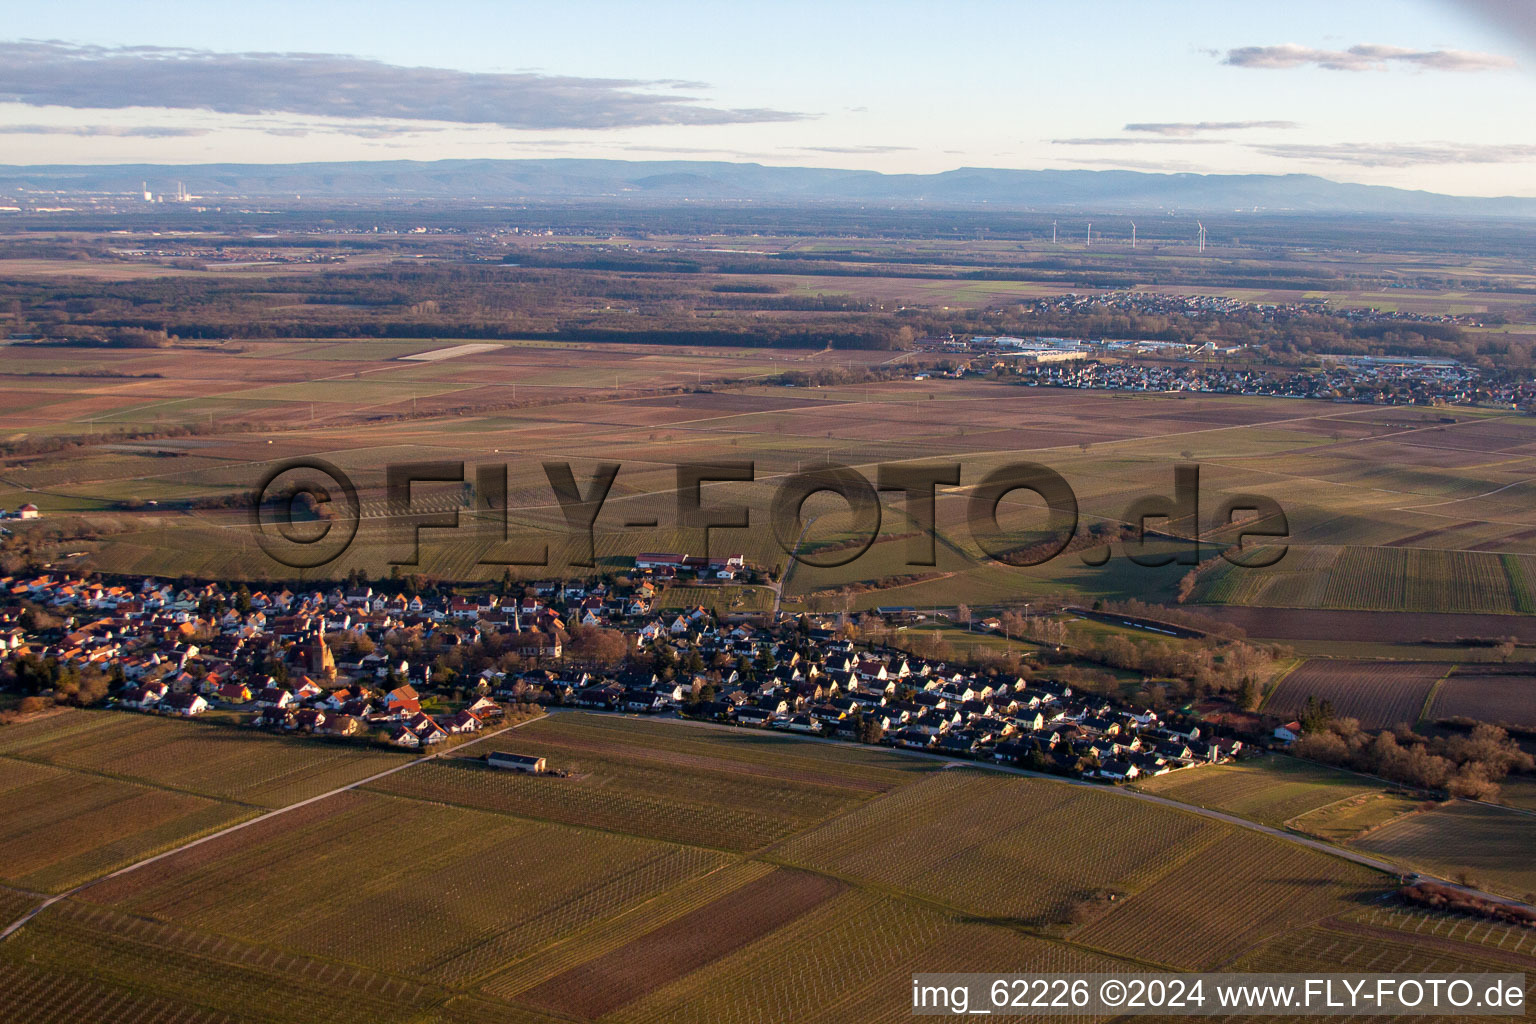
[1251, 141, 1536, 166]
[795, 144, 916, 154]
[0, 123, 209, 137]
[1223, 43, 1514, 71]
[0, 40, 802, 130]
[1051, 137, 1222, 146]
[254, 122, 450, 138]
[1123, 120, 1298, 135]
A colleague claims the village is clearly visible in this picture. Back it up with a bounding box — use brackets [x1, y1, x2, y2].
[916, 332, 1534, 409]
[0, 559, 1253, 784]
[1000, 355, 1528, 406]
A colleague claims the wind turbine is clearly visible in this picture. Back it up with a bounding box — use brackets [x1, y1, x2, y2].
[1130, 220, 1137, 249]
[1197, 221, 1206, 253]
[1052, 220, 1057, 244]
[1086, 222, 1092, 247]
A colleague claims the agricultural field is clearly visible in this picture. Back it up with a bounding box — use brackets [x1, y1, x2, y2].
[76, 788, 735, 983]
[9, 332, 1536, 618]
[511, 868, 846, 1019]
[0, 711, 363, 893]
[5, 327, 1536, 662]
[1497, 775, 1536, 813]
[1263, 660, 1450, 729]
[1194, 545, 1536, 616]
[0, 886, 40, 927]
[0, 712, 1530, 1023]
[1286, 790, 1435, 843]
[1350, 801, 1536, 901]
[1132, 754, 1400, 828]
[3, 710, 407, 806]
[0, 757, 254, 892]
[9, 187, 1536, 1024]
[1, 899, 455, 1024]
[1197, 606, 1536, 645]
[1427, 667, 1536, 729]
[1070, 830, 1383, 970]
[609, 892, 1134, 1024]
[1346, 903, 1536, 961]
[1227, 917, 1536, 992]
[478, 859, 782, 1001]
[775, 769, 1255, 930]
[656, 583, 776, 615]
[372, 712, 929, 851]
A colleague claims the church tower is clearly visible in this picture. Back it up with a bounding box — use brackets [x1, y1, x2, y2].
[311, 620, 336, 681]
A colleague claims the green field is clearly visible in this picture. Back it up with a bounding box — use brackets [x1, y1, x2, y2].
[1133, 754, 1400, 827]
[1289, 790, 1434, 842]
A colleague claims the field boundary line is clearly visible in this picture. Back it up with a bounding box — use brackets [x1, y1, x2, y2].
[1258, 657, 1303, 712]
[469, 857, 763, 994]
[0, 713, 547, 943]
[1415, 664, 1458, 727]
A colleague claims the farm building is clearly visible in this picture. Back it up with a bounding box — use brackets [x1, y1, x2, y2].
[487, 751, 546, 773]
[635, 552, 745, 575]
[635, 552, 689, 571]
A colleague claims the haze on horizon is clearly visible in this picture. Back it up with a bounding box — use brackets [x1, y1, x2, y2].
[2, 0, 1535, 198]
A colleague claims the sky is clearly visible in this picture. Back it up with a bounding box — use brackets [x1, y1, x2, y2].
[2, 0, 1536, 196]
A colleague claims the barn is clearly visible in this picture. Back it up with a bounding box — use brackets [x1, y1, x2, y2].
[487, 751, 546, 773]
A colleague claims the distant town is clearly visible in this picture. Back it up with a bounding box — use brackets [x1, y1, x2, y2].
[913, 326, 1534, 409]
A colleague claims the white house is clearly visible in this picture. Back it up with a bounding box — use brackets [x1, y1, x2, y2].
[1273, 721, 1302, 745]
[161, 693, 209, 716]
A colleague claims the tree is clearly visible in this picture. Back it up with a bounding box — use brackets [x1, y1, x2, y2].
[857, 714, 885, 745]
[1447, 763, 1500, 801]
[1299, 695, 1335, 733]
[568, 626, 627, 667]
[1236, 677, 1260, 712]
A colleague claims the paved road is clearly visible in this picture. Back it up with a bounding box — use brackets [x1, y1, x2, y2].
[0, 714, 544, 942]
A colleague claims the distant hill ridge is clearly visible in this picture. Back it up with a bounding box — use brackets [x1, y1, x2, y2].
[3, 158, 1534, 216]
